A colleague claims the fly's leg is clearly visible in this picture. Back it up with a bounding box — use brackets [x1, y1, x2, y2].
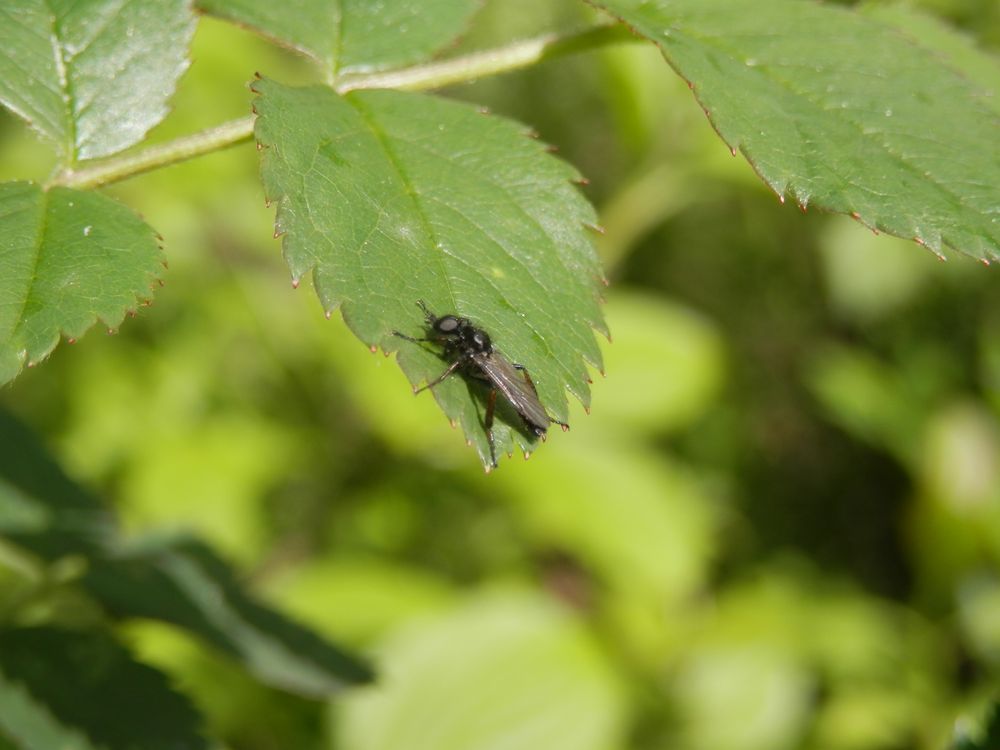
[414, 359, 462, 394]
[393, 331, 431, 344]
[484, 387, 498, 468]
[512, 363, 569, 432]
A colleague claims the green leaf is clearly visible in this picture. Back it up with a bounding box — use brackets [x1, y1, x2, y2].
[197, 0, 481, 77]
[336, 592, 626, 750]
[0, 182, 164, 386]
[82, 536, 375, 696]
[860, 3, 1000, 118]
[252, 79, 606, 467]
[0, 0, 195, 162]
[0, 626, 207, 750]
[0, 409, 114, 560]
[592, 0, 1000, 261]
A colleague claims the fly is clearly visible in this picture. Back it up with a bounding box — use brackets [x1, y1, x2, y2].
[393, 301, 568, 468]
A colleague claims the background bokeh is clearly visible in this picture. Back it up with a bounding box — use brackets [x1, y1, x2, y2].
[1, 0, 999, 748]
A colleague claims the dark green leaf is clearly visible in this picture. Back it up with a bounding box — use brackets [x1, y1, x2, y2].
[0, 626, 207, 750]
[0, 182, 164, 386]
[951, 700, 1000, 750]
[593, 0, 1000, 261]
[0, 0, 195, 161]
[0, 409, 114, 560]
[197, 0, 481, 76]
[83, 536, 374, 696]
[252, 79, 606, 466]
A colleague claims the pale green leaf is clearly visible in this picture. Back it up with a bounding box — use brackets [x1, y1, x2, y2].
[82, 536, 375, 696]
[252, 80, 606, 467]
[197, 0, 481, 76]
[0, 182, 164, 386]
[593, 0, 1000, 261]
[0, 0, 195, 162]
[0, 627, 207, 750]
[337, 593, 626, 750]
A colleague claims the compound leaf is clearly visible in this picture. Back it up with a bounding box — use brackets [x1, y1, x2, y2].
[0, 182, 164, 386]
[593, 0, 1000, 261]
[83, 536, 375, 696]
[0, 627, 207, 750]
[197, 0, 481, 77]
[0, 0, 195, 162]
[252, 79, 606, 467]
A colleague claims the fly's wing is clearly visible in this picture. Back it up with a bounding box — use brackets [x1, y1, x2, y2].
[472, 351, 551, 433]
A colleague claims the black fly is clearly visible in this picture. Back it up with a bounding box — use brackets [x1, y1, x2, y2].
[393, 301, 568, 468]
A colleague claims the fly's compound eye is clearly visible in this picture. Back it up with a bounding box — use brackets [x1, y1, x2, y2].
[436, 316, 460, 333]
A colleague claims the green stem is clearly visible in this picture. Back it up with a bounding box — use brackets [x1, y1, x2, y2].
[337, 24, 637, 93]
[50, 116, 256, 190]
[50, 24, 637, 190]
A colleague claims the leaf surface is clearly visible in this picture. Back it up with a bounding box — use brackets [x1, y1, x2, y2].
[594, 0, 1000, 260]
[252, 80, 606, 466]
[0, 0, 195, 161]
[197, 0, 481, 76]
[860, 2, 1000, 118]
[82, 536, 375, 695]
[0, 182, 164, 386]
[0, 627, 207, 750]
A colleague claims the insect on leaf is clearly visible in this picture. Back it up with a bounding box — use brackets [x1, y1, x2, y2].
[252, 79, 607, 468]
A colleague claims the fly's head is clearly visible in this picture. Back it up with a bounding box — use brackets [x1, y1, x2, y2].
[431, 314, 492, 357]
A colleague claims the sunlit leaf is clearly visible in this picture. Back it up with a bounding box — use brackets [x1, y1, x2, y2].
[252, 79, 606, 466]
[197, 0, 481, 76]
[0, 627, 207, 750]
[337, 593, 626, 750]
[0, 182, 164, 386]
[0, 0, 195, 161]
[593, 0, 1000, 261]
[83, 536, 374, 696]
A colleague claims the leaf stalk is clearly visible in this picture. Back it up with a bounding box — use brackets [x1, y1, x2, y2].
[49, 24, 637, 190]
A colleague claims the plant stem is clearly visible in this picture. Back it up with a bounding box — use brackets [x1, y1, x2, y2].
[50, 24, 637, 190]
[337, 24, 637, 93]
[50, 116, 256, 190]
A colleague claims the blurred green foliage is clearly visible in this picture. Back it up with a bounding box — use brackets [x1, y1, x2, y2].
[1, 0, 999, 748]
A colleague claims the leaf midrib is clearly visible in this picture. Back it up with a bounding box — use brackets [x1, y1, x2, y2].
[7, 188, 48, 356]
[42, 0, 77, 163]
[346, 94, 460, 317]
